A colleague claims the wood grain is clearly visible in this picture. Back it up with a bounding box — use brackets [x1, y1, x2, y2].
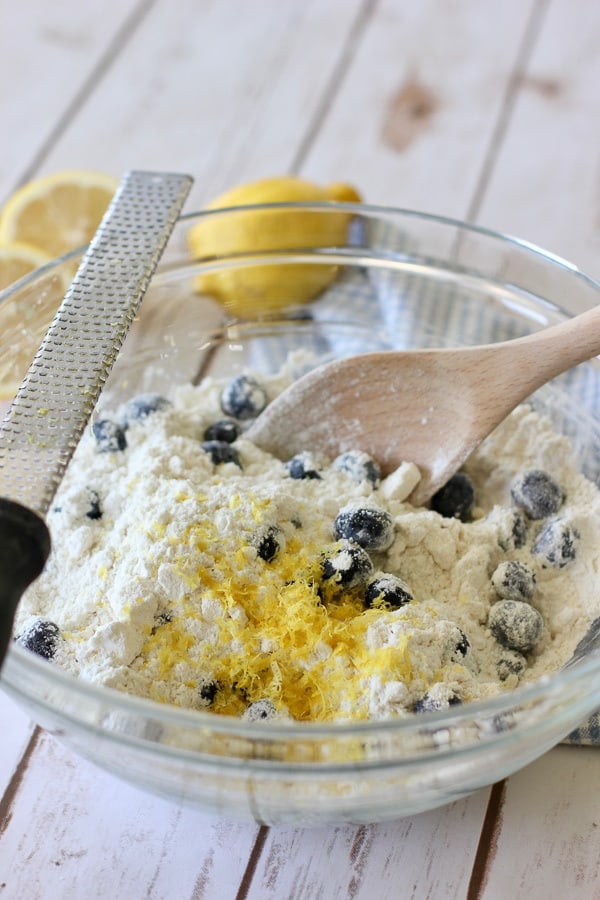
[34, 0, 367, 210]
[1, 1, 600, 897]
[481, 747, 600, 898]
[300, 0, 540, 214]
[0, 731, 260, 900]
[240, 791, 491, 899]
[477, 0, 600, 286]
[0, 0, 152, 200]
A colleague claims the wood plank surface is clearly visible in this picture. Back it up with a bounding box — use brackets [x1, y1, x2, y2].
[0, 0, 153, 200]
[240, 791, 491, 900]
[1, 1, 599, 897]
[0, 731, 260, 900]
[34, 0, 367, 209]
[301, 0, 539, 214]
[477, 0, 600, 285]
[0, 691, 36, 794]
[480, 746, 600, 899]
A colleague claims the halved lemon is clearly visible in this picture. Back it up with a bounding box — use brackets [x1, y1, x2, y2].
[0, 241, 53, 290]
[188, 176, 362, 318]
[0, 170, 119, 258]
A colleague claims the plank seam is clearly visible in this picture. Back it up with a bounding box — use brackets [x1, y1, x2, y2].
[234, 825, 270, 900]
[0, 725, 41, 839]
[290, 0, 379, 175]
[466, 780, 507, 900]
[464, 0, 550, 225]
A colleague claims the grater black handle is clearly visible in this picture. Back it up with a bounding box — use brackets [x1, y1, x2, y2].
[0, 498, 50, 667]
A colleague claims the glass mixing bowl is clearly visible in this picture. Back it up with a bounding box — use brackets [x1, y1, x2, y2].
[0, 203, 599, 826]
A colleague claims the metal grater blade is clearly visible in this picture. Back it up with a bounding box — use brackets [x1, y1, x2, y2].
[0, 170, 192, 666]
[0, 170, 192, 515]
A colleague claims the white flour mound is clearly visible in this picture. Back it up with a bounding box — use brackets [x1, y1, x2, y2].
[14, 373, 600, 723]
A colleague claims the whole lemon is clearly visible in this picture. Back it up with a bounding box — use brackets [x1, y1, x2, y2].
[187, 176, 361, 318]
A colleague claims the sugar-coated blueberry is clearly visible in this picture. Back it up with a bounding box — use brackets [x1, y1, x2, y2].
[254, 525, 283, 562]
[201, 440, 241, 468]
[332, 450, 381, 487]
[334, 506, 394, 552]
[86, 489, 103, 520]
[92, 418, 127, 452]
[451, 628, 471, 659]
[532, 518, 579, 568]
[431, 472, 474, 521]
[152, 611, 172, 633]
[199, 680, 218, 705]
[16, 619, 60, 659]
[285, 452, 322, 480]
[496, 649, 527, 682]
[491, 560, 536, 602]
[203, 418, 240, 443]
[220, 374, 268, 420]
[365, 573, 413, 610]
[488, 507, 528, 551]
[243, 699, 277, 721]
[488, 599, 544, 653]
[414, 689, 461, 713]
[321, 539, 373, 595]
[506, 509, 528, 549]
[510, 469, 564, 519]
[122, 393, 171, 425]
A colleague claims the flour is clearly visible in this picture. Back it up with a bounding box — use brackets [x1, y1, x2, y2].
[14, 373, 600, 723]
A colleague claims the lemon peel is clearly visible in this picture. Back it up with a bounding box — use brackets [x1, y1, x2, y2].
[0, 241, 53, 290]
[187, 175, 362, 319]
[0, 169, 119, 258]
[0, 242, 72, 400]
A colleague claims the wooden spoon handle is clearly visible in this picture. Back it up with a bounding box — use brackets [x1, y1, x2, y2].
[479, 303, 600, 400]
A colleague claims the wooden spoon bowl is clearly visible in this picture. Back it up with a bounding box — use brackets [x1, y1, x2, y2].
[247, 304, 600, 504]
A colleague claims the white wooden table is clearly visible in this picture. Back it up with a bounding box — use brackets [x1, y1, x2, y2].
[2, 2, 600, 897]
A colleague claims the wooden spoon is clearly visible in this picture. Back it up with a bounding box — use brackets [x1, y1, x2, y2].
[246, 304, 600, 505]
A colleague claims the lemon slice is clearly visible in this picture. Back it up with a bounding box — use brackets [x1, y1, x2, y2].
[0, 170, 119, 258]
[0, 243, 71, 402]
[0, 241, 53, 290]
[188, 176, 362, 318]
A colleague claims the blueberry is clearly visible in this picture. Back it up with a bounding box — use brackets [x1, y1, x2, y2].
[243, 699, 277, 721]
[92, 418, 127, 452]
[491, 560, 536, 602]
[203, 418, 240, 443]
[365, 574, 413, 609]
[201, 440, 241, 467]
[488, 600, 544, 653]
[220, 375, 268, 420]
[510, 469, 564, 519]
[285, 452, 322, 480]
[506, 509, 528, 549]
[321, 539, 373, 596]
[451, 628, 470, 659]
[254, 525, 283, 562]
[151, 611, 172, 634]
[334, 506, 394, 552]
[122, 393, 170, 425]
[332, 450, 381, 487]
[414, 690, 461, 713]
[488, 507, 528, 551]
[496, 649, 527, 682]
[431, 472, 474, 521]
[16, 619, 60, 659]
[532, 518, 579, 568]
[199, 680, 218, 705]
[86, 489, 102, 520]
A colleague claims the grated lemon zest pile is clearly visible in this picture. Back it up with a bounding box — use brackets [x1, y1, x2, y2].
[136, 516, 421, 721]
